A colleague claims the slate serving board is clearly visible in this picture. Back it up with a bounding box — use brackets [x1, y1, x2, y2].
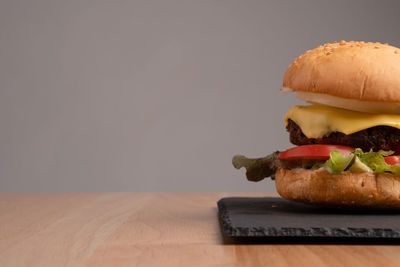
[218, 197, 400, 243]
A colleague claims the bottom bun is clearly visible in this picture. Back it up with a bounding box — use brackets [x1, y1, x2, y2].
[275, 168, 400, 209]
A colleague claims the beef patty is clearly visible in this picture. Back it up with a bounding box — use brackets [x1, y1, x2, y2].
[287, 119, 400, 154]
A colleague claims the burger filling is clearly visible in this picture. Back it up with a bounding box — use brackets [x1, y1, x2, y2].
[284, 105, 400, 139]
[232, 104, 400, 182]
[287, 119, 400, 154]
[233, 148, 400, 182]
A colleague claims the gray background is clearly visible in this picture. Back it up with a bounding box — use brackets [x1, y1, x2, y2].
[1, 0, 399, 192]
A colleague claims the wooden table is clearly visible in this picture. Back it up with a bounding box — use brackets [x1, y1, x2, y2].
[1, 193, 400, 266]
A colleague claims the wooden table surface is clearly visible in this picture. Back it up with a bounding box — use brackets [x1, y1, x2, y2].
[1, 193, 400, 267]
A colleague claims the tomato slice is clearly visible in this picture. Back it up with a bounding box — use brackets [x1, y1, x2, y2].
[385, 156, 400, 165]
[278, 145, 354, 161]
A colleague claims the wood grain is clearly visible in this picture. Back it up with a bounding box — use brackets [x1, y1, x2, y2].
[1, 193, 400, 266]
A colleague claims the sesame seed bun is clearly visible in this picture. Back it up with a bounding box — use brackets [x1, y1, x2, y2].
[283, 41, 400, 103]
[275, 168, 400, 209]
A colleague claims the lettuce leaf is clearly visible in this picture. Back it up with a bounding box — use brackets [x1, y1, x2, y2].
[324, 150, 354, 173]
[347, 156, 372, 173]
[232, 152, 281, 182]
[389, 164, 400, 176]
[324, 148, 394, 174]
[353, 148, 392, 173]
[232, 152, 325, 181]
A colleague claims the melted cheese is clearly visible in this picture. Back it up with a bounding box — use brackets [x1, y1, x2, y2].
[284, 105, 400, 138]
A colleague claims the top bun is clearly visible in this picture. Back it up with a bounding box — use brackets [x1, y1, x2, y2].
[283, 41, 400, 103]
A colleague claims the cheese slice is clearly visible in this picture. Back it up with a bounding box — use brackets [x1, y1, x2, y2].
[284, 105, 400, 138]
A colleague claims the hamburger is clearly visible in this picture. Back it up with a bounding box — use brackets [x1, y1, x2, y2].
[233, 41, 400, 209]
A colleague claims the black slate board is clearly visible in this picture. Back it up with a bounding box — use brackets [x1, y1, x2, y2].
[218, 197, 400, 243]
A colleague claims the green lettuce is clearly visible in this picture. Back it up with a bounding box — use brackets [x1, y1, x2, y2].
[232, 152, 324, 181]
[347, 157, 372, 173]
[324, 148, 395, 174]
[232, 152, 281, 182]
[389, 164, 400, 176]
[324, 150, 354, 173]
[353, 148, 393, 172]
